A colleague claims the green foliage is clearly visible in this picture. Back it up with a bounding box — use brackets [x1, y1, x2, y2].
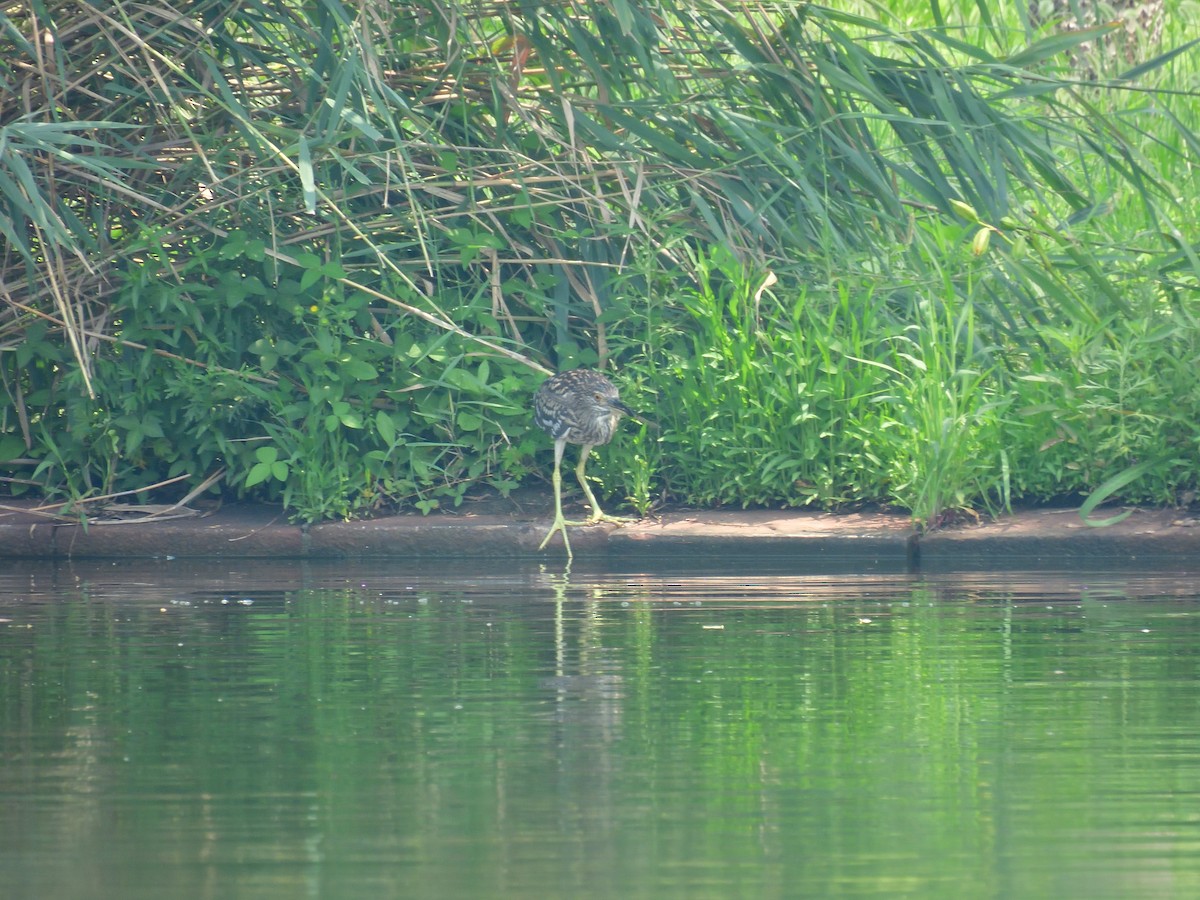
[872, 282, 1012, 528]
[1, 0, 1198, 525]
[616, 244, 893, 511]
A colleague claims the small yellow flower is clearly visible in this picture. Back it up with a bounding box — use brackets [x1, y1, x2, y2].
[309, 304, 319, 313]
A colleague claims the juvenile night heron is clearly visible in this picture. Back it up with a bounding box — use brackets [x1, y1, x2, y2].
[534, 368, 650, 558]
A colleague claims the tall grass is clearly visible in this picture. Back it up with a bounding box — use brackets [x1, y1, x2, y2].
[1, 0, 1197, 524]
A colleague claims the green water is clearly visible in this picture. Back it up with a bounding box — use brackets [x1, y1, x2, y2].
[2, 558, 1200, 899]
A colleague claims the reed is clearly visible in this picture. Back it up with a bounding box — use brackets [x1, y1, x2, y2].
[1, 1, 1196, 522]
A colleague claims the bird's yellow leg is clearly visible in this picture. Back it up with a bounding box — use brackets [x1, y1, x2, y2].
[538, 456, 573, 558]
[539, 442, 589, 557]
[575, 451, 636, 526]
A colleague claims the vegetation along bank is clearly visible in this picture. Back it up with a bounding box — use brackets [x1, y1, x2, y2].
[2, 1, 1197, 531]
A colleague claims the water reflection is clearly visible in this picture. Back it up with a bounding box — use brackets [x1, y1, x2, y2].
[2, 558, 1200, 899]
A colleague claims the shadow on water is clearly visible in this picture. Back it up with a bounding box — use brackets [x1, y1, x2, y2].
[3, 555, 1200, 899]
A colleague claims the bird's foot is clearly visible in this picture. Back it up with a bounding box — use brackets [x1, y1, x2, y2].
[584, 511, 638, 527]
[538, 513, 578, 558]
[538, 511, 637, 558]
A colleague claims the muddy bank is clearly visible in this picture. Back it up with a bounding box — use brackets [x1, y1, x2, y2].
[1, 496, 1196, 568]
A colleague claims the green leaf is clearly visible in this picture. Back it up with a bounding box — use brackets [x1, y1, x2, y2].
[1079, 460, 1157, 527]
[1115, 37, 1200, 82]
[297, 136, 317, 215]
[340, 358, 377, 381]
[0, 435, 26, 461]
[456, 411, 483, 431]
[245, 461, 274, 488]
[376, 411, 396, 445]
[300, 266, 324, 291]
[1005, 26, 1113, 68]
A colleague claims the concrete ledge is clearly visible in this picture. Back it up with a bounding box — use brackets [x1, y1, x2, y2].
[917, 507, 1200, 569]
[1, 500, 1196, 567]
[609, 510, 916, 565]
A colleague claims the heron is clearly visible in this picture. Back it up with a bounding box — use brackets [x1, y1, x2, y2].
[533, 368, 651, 558]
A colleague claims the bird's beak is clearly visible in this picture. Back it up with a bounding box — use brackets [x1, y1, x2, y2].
[612, 399, 659, 430]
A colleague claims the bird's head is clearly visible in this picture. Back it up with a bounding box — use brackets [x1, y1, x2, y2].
[604, 393, 657, 429]
[596, 391, 634, 418]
